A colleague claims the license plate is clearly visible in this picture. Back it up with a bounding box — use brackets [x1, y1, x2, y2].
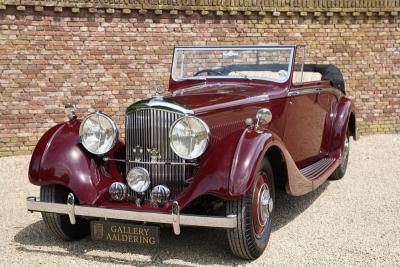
[91, 221, 159, 246]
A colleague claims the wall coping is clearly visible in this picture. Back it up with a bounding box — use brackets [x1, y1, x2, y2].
[0, 0, 399, 17]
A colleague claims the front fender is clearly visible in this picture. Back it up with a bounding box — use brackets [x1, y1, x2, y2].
[229, 128, 273, 197]
[29, 119, 125, 205]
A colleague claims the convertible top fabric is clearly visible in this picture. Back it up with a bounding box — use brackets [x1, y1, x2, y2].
[302, 64, 345, 92]
[215, 63, 345, 93]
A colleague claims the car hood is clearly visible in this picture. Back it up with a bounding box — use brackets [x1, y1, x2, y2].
[126, 82, 284, 115]
[165, 82, 274, 114]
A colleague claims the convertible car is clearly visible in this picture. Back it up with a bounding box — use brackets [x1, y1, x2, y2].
[26, 45, 356, 259]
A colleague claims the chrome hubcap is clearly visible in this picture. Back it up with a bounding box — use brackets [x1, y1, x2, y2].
[341, 136, 350, 168]
[344, 136, 350, 155]
[259, 185, 273, 224]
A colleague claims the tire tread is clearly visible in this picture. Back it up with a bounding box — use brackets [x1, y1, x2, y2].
[40, 185, 89, 241]
[226, 159, 275, 260]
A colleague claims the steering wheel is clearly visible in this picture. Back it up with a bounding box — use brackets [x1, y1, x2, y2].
[194, 69, 225, 77]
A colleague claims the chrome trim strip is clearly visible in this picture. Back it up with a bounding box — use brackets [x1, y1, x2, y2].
[171, 46, 294, 84]
[194, 94, 269, 113]
[26, 197, 237, 233]
[288, 87, 343, 99]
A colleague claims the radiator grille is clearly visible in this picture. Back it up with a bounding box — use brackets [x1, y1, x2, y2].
[125, 108, 187, 199]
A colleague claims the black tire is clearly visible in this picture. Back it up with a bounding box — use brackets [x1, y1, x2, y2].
[40, 185, 90, 240]
[330, 129, 350, 180]
[226, 158, 275, 260]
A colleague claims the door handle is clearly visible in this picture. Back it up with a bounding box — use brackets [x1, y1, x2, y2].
[289, 91, 299, 104]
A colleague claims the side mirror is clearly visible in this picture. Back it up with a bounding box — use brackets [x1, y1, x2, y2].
[256, 108, 272, 127]
[65, 103, 77, 120]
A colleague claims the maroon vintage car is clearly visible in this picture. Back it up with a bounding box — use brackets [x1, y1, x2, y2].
[27, 45, 356, 259]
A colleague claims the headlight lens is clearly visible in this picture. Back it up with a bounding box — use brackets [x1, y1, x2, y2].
[169, 116, 210, 160]
[79, 112, 118, 155]
[127, 167, 151, 193]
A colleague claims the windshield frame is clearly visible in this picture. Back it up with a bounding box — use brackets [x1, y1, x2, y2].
[171, 45, 295, 84]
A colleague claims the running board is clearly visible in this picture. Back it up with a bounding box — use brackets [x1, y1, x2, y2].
[300, 158, 336, 180]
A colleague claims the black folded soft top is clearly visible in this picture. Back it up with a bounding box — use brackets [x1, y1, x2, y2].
[302, 64, 345, 92]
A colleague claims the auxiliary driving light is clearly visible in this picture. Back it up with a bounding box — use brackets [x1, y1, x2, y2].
[109, 182, 127, 201]
[150, 185, 171, 205]
[126, 167, 151, 193]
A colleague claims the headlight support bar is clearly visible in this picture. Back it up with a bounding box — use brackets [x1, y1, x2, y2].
[103, 157, 199, 166]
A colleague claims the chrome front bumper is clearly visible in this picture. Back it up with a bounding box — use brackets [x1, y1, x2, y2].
[26, 194, 237, 235]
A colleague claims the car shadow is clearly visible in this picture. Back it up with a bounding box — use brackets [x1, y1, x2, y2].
[272, 181, 329, 231]
[14, 182, 329, 266]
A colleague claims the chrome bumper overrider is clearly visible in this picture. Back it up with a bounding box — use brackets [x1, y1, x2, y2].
[26, 195, 237, 235]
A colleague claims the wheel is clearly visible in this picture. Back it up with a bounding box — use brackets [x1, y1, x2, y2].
[330, 129, 350, 180]
[226, 158, 275, 260]
[40, 185, 90, 240]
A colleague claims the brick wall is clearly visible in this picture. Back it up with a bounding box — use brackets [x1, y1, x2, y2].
[0, 1, 400, 156]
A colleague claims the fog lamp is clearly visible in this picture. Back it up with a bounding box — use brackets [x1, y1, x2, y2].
[126, 167, 151, 193]
[150, 185, 171, 205]
[109, 182, 127, 201]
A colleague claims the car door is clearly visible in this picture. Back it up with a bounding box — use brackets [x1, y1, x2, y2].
[283, 85, 329, 169]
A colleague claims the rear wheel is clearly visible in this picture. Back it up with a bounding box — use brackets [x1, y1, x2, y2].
[330, 129, 350, 180]
[40, 185, 90, 240]
[226, 159, 275, 260]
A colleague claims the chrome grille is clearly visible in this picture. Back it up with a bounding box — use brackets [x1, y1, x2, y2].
[125, 108, 186, 199]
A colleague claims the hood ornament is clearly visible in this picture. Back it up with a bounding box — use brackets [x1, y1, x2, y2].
[147, 148, 162, 162]
[154, 86, 164, 98]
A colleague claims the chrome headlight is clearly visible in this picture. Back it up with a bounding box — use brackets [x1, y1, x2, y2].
[169, 116, 210, 160]
[79, 112, 118, 155]
[127, 167, 151, 193]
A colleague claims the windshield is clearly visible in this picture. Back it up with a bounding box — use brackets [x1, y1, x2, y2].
[172, 46, 294, 83]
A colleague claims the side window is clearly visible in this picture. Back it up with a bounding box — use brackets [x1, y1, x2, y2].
[293, 47, 322, 84]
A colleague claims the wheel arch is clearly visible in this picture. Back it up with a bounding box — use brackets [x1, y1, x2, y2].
[348, 112, 357, 140]
[29, 119, 125, 206]
[229, 128, 291, 197]
[264, 145, 288, 190]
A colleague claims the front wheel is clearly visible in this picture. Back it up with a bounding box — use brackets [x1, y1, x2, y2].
[226, 159, 275, 260]
[40, 185, 90, 240]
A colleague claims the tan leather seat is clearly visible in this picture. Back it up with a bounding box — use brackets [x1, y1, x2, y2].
[229, 71, 287, 81]
[293, 71, 322, 83]
[229, 70, 322, 83]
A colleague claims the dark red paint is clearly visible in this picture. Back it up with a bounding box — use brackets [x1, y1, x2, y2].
[29, 47, 356, 212]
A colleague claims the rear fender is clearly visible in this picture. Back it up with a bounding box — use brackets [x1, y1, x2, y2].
[29, 119, 125, 205]
[330, 97, 356, 158]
